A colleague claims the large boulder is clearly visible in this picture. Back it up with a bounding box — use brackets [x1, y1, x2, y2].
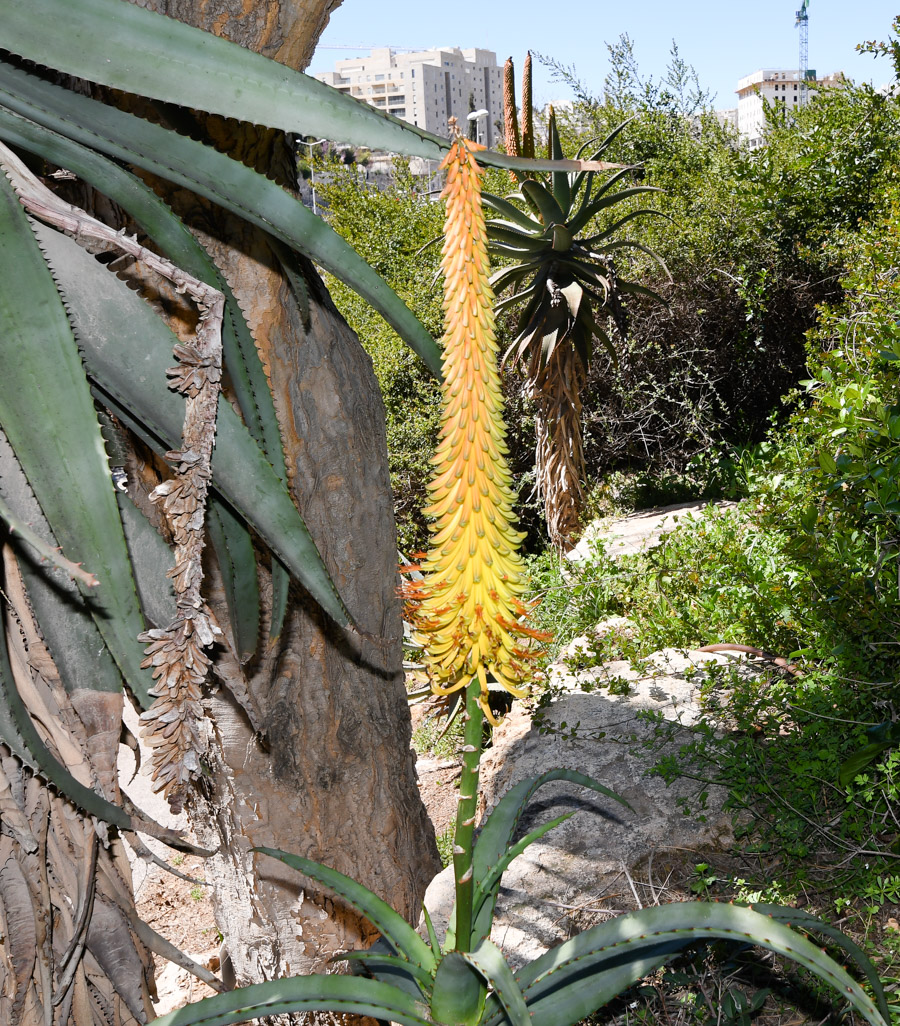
[422, 628, 764, 967]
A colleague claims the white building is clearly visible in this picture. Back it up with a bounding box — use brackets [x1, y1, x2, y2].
[736, 69, 845, 147]
[314, 47, 504, 147]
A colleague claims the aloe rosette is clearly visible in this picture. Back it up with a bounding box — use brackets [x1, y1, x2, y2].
[404, 127, 545, 721]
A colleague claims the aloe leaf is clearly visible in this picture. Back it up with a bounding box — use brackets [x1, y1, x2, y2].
[0, 64, 443, 380]
[0, 169, 154, 702]
[148, 973, 432, 1026]
[0, 429, 124, 698]
[341, 947, 433, 998]
[547, 113, 572, 214]
[581, 208, 671, 246]
[487, 224, 547, 251]
[0, 105, 279, 466]
[461, 940, 529, 1026]
[489, 260, 545, 295]
[3, 1, 618, 179]
[32, 219, 355, 630]
[0, 597, 196, 848]
[494, 284, 540, 316]
[465, 771, 630, 945]
[745, 902, 891, 1026]
[2, 0, 450, 161]
[488, 241, 550, 261]
[580, 239, 671, 278]
[471, 813, 574, 942]
[615, 280, 669, 306]
[570, 117, 637, 198]
[421, 904, 442, 958]
[430, 951, 486, 1026]
[207, 499, 260, 662]
[116, 494, 177, 633]
[254, 847, 436, 973]
[571, 186, 663, 234]
[521, 180, 566, 226]
[516, 902, 888, 1026]
[482, 193, 541, 232]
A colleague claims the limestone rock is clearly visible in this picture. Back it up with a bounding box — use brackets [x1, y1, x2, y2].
[423, 633, 764, 968]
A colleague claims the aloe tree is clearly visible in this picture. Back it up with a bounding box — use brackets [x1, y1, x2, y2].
[489, 56, 667, 548]
[0, 2, 615, 1017]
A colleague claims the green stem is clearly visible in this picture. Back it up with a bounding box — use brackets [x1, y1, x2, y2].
[452, 678, 484, 952]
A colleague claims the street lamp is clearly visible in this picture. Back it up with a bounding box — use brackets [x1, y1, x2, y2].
[466, 108, 489, 147]
[300, 137, 327, 215]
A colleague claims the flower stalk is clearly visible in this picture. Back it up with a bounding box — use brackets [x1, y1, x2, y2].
[404, 122, 546, 724]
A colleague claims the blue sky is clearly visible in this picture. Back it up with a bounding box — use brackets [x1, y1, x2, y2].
[310, 1, 898, 110]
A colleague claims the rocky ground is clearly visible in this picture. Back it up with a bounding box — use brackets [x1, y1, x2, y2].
[126, 501, 750, 1013]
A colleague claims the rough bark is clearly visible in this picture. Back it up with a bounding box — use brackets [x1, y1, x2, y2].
[133, 0, 441, 991]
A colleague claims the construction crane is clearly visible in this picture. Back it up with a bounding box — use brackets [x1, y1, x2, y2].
[795, 0, 810, 106]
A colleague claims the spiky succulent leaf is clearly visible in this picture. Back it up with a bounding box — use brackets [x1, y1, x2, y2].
[467, 770, 630, 945]
[0, 168, 154, 702]
[148, 973, 432, 1026]
[0, 0, 612, 178]
[0, 429, 123, 697]
[461, 940, 530, 1026]
[520, 180, 566, 226]
[745, 903, 891, 1026]
[342, 944, 432, 1000]
[511, 902, 888, 1026]
[0, 105, 282, 463]
[207, 499, 260, 661]
[34, 220, 356, 632]
[0, 62, 443, 380]
[254, 847, 437, 973]
[430, 951, 486, 1026]
[0, 596, 195, 848]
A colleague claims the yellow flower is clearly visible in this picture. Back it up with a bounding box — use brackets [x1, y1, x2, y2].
[404, 128, 546, 722]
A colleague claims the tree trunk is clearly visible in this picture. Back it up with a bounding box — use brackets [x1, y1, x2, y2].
[135, 0, 442, 991]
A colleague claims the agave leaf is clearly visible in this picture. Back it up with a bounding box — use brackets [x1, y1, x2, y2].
[33, 219, 356, 631]
[430, 951, 486, 1026]
[0, 63, 443, 380]
[516, 902, 888, 1026]
[254, 847, 436, 973]
[521, 180, 566, 227]
[0, 168, 154, 701]
[148, 973, 432, 1026]
[461, 940, 530, 1026]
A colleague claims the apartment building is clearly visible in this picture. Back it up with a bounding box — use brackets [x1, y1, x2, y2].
[315, 47, 504, 147]
[736, 68, 844, 147]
